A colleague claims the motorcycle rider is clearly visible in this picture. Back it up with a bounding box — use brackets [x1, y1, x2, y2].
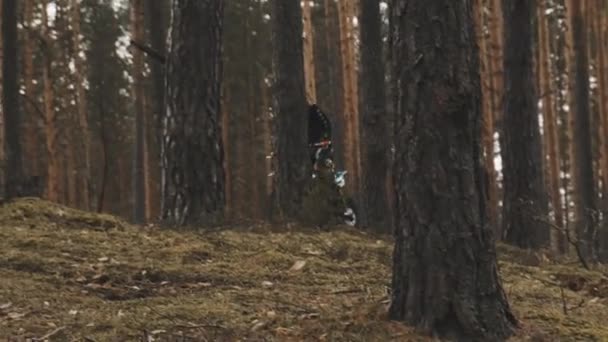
[308, 104, 333, 169]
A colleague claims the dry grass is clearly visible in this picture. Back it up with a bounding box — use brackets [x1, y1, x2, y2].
[0, 198, 607, 341]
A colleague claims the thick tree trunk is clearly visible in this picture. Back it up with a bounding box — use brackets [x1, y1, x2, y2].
[161, 0, 225, 226]
[270, 0, 310, 219]
[501, 0, 550, 249]
[131, 0, 146, 223]
[71, 0, 91, 210]
[2, 0, 22, 199]
[389, 1, 516, 339]
[359, 0, 388, 231]
[23, 0, 38, 180]
[302, 0, 317, 104]
[570, 0, 597, 260]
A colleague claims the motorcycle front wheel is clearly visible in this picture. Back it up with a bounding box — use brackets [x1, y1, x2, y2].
[343, 197, 358, 227]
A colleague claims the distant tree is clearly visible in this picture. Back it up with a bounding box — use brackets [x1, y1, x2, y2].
[40, 0, 59, 203]
[570, 0, 597, 260]
[501, 0, 550, 249]
[270, 0, 310, 219]
[131, 0, 146, 223]
[389, 1, 517, 339]
[302, 0, 316, 104]
[337, 0, 360, 195]
[358, 0, 388, 230]
[22, 0, 39, 180]
[473, 0, 499, 230]
[145, 0, 169, 220]
[161, 0, 225, 225]
[538, 0, 564, 253]
[2, 0, 23, 198]
[71, 0, 91, 210]
[83, 0, 132, 215]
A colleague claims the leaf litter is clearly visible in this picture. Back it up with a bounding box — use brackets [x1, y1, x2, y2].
[0, 198, 606, 341]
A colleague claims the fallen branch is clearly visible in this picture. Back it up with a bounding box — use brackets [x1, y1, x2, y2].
[331, 288, 364, 295]
[34, 326, 66, 341]
[559, 287, 586, 315]
[532, 216, 590, 270]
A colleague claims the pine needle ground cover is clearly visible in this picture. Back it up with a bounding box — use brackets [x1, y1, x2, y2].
[0, 199, 607, 341]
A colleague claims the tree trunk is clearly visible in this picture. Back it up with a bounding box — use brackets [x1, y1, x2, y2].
[71, 0, 91, 210]
[41, 0, 59, 203]
[389, 1, 517, 339]
[23, 0, 38, 180]
[488, 0, 505, 237]
[270, 0, 310, 219]
[146, 0, 168, 221]
[337, 0, 360, 195]
[302, 0, 317, 104]
[2, 0, 22, 199]
[474, 0, 499, 231]
[598, 3, 608, 261]
[501, 0, 550, 249]
[221, 88, 231, 217]
[570, 0, 597, 260]
[161, 0, 225, 226]
[131, 0, 146, 224]
[553, 0, 572, 253]
[539, 0, 565, 253]
[0, 0, 4, 191]
[358, 0, 388, 231]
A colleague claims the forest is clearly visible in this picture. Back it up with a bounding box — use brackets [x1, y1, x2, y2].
[1, 0, 608, 341]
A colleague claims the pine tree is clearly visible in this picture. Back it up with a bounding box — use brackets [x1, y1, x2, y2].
[359, 0, 388, 230]
[270, 0, 309, 219]
[389, 1, 516, 338]
[161, 0, 226, 225]
[501, 0, 550, 249]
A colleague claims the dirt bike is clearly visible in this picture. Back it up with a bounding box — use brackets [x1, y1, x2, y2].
[310, 141, 357, 226]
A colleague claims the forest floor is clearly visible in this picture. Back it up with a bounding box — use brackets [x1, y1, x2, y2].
[0, 198, 607, 341]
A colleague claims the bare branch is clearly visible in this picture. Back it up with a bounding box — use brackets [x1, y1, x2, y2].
[130, 39, 166, 64]
[532, 216, 590, 270]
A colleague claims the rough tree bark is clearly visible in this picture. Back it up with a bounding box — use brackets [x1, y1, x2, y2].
[2, 0, 22, 199]
[501, 0, 550, 249]
[389, 1, 517, 339]
[359, 0, 388, 230]
[570, 0, 597, 260]
[161, 0, 225, 226]
[270, 0, 310, 219]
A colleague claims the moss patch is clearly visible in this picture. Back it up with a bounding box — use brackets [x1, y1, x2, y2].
[0, 198, 607, 341]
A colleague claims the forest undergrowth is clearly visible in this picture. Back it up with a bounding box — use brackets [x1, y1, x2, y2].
[0, 198, 607, 341]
